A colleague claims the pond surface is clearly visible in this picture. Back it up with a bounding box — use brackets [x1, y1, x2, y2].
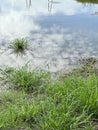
[0, 0, 98, 72]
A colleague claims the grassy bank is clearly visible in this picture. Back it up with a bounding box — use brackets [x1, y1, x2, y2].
[0, 64, 98, 130]
[0, 38, 97, 130]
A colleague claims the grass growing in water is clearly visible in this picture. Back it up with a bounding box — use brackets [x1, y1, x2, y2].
[9, 38, 28, 55]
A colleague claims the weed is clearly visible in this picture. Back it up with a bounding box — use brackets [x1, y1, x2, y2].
[9, 38, 28, 55]
[0, 91, 39, 130]
[1, 66, 50, 93]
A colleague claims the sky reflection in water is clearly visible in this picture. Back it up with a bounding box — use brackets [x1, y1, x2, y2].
[0, 0, 98, 72]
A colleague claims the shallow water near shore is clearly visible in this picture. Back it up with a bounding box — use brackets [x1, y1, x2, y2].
[0, 0, 98, 72]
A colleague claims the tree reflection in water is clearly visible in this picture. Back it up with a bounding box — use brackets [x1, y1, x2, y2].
[48, 0, 61, 13]
[76, 0, 98, 4]
[48, 0, 53, 12]
[26, 0, 31, 8]
[25, 0, 61, 12]
[76, 0, 98, 15]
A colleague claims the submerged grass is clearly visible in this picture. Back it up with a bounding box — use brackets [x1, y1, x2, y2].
[0, 65, 98, 130]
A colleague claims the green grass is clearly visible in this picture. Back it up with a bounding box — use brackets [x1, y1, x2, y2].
[9, 38, 28, 55]
[0, 66, 49, 93]
[0, 65, 98, 130]
[0, 91, 40, 130]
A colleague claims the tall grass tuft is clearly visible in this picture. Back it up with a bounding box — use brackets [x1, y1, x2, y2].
[9, 38, 28, 55]
[1, 66, 50, 93]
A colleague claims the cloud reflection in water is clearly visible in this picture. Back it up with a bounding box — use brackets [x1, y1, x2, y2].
[0, 0, 98, 72]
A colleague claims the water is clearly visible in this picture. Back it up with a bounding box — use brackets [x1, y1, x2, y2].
[0, 0, 98, 72]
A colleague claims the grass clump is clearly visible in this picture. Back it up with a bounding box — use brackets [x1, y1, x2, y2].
[0, 65, 49, 93]
[2, 66, 49, 93]
[9, 38, 28, 55]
